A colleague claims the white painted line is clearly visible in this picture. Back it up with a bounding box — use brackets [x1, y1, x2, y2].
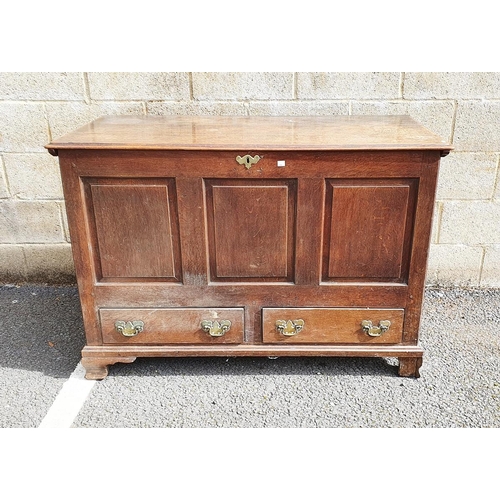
[38, 362, 96, 428]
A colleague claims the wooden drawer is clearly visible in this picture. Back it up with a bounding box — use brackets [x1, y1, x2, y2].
[100, 308, 244, 345]
[262, 308, 404, 344]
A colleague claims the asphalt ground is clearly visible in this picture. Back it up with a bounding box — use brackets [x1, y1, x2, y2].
[1, 284, 499, 428]
[1, 284, 498, 498]
[0, 284, 83, 427]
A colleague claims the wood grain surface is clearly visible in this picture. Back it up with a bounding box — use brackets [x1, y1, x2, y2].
[324, 179, 417, 282]
[100, 308, 244, 344]
[262, 308, 404, 344]
[205, 179, 296, 281]
[89, 179, 181, 280]
[51, 115, 445, 379]
[46, 115, 452, 152]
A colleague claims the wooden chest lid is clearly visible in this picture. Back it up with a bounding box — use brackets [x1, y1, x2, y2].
[46, 115, 452, 153]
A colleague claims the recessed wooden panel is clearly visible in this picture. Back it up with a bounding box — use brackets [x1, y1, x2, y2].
[89, 179, 181, 280]
[324, 179, 416, 282]
[263, 308, 404, 344]
[205, 179, 296, 281]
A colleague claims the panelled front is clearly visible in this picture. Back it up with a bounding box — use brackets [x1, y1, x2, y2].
[84, 175, 418, 287]
[72, 150, 427, 347]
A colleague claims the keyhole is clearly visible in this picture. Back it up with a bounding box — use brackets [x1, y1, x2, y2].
[247, 157, 250, 164]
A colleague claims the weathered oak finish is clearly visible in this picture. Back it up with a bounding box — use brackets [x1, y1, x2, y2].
[81, 355, 137, 380]
[88, 179, 181, 281]
[100, 308, 245, 344]
[262, 308, 404, 344]
[46, 115, 451, 380]
[324, 180, 416, 282]
[205, 179, 296, 281]
[47, 115, 450, 152]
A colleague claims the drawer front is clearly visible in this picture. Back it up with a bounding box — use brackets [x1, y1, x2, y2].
[262, 308, 404, 344]
[100, 308, 244, 344]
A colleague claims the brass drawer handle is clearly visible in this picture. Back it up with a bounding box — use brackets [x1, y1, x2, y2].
[201, 320, 232, 337]
[361, 320, 391, 337]
[276, 319, 305, 336]
[115, 320, 144, 337]
[236, 154, 261, 170]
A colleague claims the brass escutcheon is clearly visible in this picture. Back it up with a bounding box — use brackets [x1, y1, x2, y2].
[361, 320, 391, 337]
[236, 154, 261, 170]
[201, 319, 232, 337]
[115, 320, 144, 337]
[276, 319, 305, 336]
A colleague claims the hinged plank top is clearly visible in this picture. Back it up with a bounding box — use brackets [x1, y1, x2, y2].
[46, 115, 452, 152]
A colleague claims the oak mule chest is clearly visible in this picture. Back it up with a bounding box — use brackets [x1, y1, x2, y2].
[46, 115, 451, 380]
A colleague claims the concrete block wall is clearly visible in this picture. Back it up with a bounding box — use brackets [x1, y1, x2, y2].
[0, 72, 499, 286]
